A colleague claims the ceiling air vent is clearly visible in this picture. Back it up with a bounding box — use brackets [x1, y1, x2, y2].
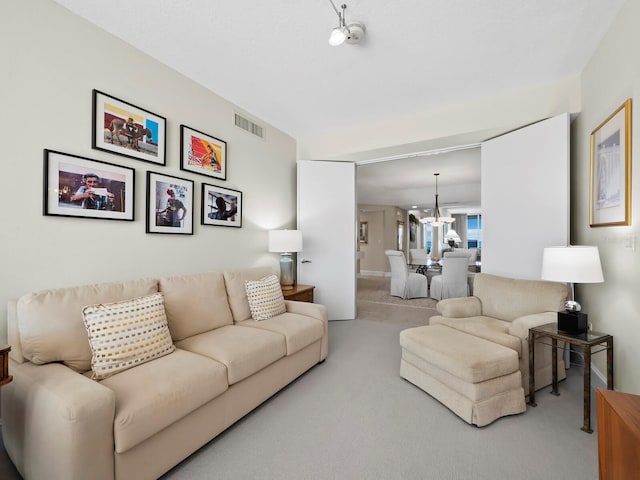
[234, 113, 264, 139]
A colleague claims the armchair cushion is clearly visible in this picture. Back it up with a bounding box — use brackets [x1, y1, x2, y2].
[436, 296, 482, 317]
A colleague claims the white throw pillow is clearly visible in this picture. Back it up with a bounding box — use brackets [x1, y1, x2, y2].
[244, 275, 286, 321]
[82, 292, 175, 379]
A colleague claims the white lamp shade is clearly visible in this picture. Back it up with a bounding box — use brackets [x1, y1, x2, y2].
[444, 229, 461, 242]
[268, 230, 303, 253]
[541, 246, 604, 283]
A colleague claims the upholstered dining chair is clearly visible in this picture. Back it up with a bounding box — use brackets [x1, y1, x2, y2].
[385, 250, 428, 299]
[429, 256, 470, 300]
[409, 248, 428, 267]
[444, 251, 477, 294]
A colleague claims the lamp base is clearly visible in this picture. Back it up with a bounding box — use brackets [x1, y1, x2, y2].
[557, 311, 588, 334]
[279, 253, 295, 291]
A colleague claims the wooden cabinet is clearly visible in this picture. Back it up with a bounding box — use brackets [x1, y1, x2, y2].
[0, 345, 12, 386]
[282, 284, 314, 303]
[597, 389, 640, 479]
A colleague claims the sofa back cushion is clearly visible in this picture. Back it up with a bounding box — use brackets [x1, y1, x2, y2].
[17, 278, 158, 373]
[223, 267, 275, 322]
[474, 273, 568, 321]
[159, 271, 233, 341]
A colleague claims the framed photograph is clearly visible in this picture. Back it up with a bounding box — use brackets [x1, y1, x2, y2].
[201, 183, 242, 227]
[359, 221, 368, 244]
[590, 98, 632, 227]
[43, 149, 134, 221]
[146, 172, 194, 234]
[180, 125, 227, 180]
[92, 89, 166, 165]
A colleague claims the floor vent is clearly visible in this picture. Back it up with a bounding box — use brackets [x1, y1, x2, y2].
[234, 113, 264, 139]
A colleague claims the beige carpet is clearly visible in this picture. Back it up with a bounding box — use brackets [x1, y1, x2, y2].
[357, 275, 438, 328]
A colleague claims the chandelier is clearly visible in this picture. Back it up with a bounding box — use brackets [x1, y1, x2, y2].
[419, 173, 455, 226]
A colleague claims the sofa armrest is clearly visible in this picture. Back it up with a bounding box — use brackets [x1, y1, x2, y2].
[2, 360, 116, 480]
[284, 300, 329, 361]
[508, 311, 558, 340]
[436, 296, 482, 318]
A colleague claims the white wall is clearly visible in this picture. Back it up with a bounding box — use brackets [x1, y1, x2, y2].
[572, 0, 640, 394]
[0, 0, 297, 343]
[298, 77, 581, 161]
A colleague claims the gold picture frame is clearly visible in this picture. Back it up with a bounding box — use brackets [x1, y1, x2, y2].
[590, 98, 632, 227]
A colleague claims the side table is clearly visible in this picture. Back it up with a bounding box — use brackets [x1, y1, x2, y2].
[282, 284, 314, 303]
[0, 345, 12, 386]
[528, 323, 613, 433]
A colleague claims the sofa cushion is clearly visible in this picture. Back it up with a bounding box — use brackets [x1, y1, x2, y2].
[82, 293, 176, 379]
[430, 316, 522, 357]
[223, 267, 274, 322]
[245, 274, 286, 321]
[159, 271, 233, 341]
[237, 312, 324, 355]
[175, 325, 286, 385]
[473, 273, 567, 321]
[17, 278, 158, 373]
[100, 348, 228, 453]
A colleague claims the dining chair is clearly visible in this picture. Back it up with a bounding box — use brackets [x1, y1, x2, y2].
[430, 256, 470, 300]
[385, 250, 428, 299]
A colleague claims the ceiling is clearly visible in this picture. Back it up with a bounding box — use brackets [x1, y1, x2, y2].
[51, 0, 625, 212]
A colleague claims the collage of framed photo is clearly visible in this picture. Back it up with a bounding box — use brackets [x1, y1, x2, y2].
[44, 88, 243, 234]
[201, 184, 242, 228]
[92, 89, 167, 165]
[146, 172, 194, 234]
[180, 125, 227, 180]
[43, 149, 135, 221]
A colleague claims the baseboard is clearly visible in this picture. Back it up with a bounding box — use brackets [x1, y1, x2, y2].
[359, 271, 390, 277]
[592, 364, 608, 391]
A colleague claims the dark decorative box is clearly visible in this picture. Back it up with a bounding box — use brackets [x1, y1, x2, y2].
[557, 311, 588, 334]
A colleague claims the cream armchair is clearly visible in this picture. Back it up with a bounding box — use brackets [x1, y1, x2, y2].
[429, 273, 569, 395]
[385, 250, 428, 299]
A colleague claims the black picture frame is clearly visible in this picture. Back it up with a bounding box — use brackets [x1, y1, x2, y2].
[180, 124, 227, 180]
[92, 89, 167, 165]
[43, 149, 135, 221]
[201, 183, 242, 228]
[146, 171, 194, 234]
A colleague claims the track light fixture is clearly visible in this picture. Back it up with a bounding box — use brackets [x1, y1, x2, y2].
[327, 1, 366, 46]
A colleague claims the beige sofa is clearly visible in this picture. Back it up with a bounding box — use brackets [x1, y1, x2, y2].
[1, 267, 328, 480]
[429, 273, 568, 395]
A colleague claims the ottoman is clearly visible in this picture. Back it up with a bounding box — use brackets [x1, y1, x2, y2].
[400, 324, 526, 427]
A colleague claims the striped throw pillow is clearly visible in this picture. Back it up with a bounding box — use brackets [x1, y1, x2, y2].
[245, 275, 286, 321]
[82, 292, 175, 379]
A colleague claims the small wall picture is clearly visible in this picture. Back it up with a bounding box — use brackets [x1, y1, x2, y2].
[180, 125, 227, 180]
[146, 171, 194, 234]
[201, 183, 242, 228]
[92, 89, 166, 165]
[43, 149, 135, 221]
[359, 221, 368, 243]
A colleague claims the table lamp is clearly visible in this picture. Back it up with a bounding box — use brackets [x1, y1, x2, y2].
[541, 246, 604, 333]
[268, 230, 303, 290]
[444, 229, 461, 249]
